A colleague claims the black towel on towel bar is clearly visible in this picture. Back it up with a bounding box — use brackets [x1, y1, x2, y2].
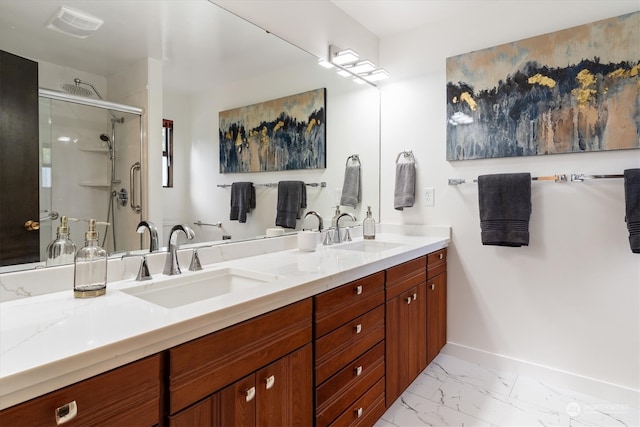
[478, 173, 532, 247]
[275, 181, 307, 229]
[624, 168, 640, 253]
[229, 182, 255, 223]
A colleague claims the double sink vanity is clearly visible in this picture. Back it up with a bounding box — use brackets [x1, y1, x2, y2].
[0, 224, 450, 426]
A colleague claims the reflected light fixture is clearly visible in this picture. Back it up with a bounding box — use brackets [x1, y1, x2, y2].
[322, 44, 390, 85]
[330, 45, 359, 65]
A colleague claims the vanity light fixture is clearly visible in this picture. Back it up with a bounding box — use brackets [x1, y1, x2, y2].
[361, 69, 390, 82]
[349, 60, 376, 74]
[329, 45, 359, 65]
[46, 6, 104, 39]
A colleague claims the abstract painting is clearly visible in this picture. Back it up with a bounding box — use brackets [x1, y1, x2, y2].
[219, 88, 326, 172]
[446, 11, 639, 161]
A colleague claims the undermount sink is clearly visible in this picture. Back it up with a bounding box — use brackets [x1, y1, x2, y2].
[330, 240, 404, 253]
[121, 267, 280, 309]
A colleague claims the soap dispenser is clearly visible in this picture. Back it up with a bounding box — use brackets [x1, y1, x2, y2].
[363, 206, 376, 240]
[45, 216, 76, 266]
[74, 219, 107, 298]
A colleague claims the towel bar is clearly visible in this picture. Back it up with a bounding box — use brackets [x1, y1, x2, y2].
[448, 174, 568, 185]
[217, 182, 326, 188]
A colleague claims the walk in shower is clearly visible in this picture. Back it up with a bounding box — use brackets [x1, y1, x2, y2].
[38, 86, 143, 258]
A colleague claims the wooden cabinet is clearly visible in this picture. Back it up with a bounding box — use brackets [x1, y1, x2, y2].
[385, 256, 428, 404]
[314, 272, 386, 426]
[427, 248, 447, 364]
[0, 355, 161, 427]
[167, 299, 313, 426]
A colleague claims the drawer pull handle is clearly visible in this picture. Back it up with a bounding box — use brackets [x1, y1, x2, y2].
[405, 297, 412, 304]
[245, 386, 256, 402]
[413, 293, 417, 301]
[430, 284, 435, 290]
[55, 401, 77, 425]
[355, 407, 363, 418]
[265, 375, 275, 390]
[439, 253, 444, 260]
[355, 285, 363, 295]
[355, 365, 363, 376]
[355, 323, 362, 334]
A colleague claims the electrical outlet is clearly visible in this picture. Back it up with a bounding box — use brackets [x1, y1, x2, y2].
[424, 187, 435, 207]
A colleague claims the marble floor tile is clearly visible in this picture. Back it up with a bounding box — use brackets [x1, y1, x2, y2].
[426, 353, 517, 396]
[377, 354, 637, 427]
[380, 389, 492, 427]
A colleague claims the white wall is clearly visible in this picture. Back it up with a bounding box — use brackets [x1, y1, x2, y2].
[380, 1, 640, 393]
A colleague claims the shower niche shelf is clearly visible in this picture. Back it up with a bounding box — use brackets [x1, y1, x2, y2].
[79, 181, 112, 188]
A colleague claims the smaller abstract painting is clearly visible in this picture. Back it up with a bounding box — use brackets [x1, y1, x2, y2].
[446, 11, 639, 161]
[219, 88, 326, 173]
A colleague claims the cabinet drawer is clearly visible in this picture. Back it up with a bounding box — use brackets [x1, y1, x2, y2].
[315, 305, 385, 385]
[427, 248, 447, 278]
[316, 342, 384, 427]
[386, 256, 426, 300]
[168, 298, 312, 415]
[0, 355, 161, 427]
[315, 272, 384, 337]
[328, 377, 385, 427]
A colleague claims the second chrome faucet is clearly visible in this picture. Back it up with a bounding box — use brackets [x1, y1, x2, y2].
[163, 224, 195, 275]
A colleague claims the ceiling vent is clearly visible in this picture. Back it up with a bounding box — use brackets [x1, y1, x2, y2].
[46, 6, 103, 39]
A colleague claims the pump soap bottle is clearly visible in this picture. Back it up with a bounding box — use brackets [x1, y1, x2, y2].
[46, 216, 76, 266]
[74, 219, 107, 298]
[363, 206, 376, 240]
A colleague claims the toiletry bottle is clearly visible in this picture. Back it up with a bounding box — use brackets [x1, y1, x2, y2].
[331, 205, 341, 228]
[363, 206, 376, 240]
[45, 216, 76, 266]
[74, 219, 107, 298]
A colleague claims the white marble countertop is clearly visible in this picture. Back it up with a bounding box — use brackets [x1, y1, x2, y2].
[0, 225, 449, 410]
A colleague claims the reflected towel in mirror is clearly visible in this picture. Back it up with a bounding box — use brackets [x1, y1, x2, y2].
[230, 182, 255, 223]
[340, 161, 361, 208]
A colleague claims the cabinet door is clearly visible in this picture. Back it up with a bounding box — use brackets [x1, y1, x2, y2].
[169, 395, 218, 427]
[256, 343, 312, 427]
[220, 374, 256, 427]
[386, 285, 426, 404]
[427, 272, 447, 364]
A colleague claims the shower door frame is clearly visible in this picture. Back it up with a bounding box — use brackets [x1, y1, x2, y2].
[38, 88, 144, 256]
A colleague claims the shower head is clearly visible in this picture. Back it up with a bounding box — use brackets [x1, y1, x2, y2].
[61, 79, 93, 97]
[99, 133, 112, 148]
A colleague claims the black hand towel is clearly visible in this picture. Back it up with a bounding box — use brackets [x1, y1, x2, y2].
[478, 173, 532, 247]
[229, 182, 255, 223]
[624, 168, 640, 253]
[275, 181, 307, 229]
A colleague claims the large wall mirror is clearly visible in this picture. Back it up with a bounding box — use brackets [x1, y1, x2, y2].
[0, 0, 381, 272]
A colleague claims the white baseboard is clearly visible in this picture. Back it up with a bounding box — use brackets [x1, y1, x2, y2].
[442, 341, 640, 407]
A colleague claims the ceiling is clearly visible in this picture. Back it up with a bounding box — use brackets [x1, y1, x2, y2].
[330, 0, 480, 38]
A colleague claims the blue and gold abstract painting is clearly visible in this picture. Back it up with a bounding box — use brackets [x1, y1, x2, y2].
[446, 11, 639, 161]
[219, 88, 326, 172]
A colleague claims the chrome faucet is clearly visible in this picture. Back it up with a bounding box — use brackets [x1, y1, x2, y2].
[121, 253, 152, 281]
[136, 220, 159, 252]
[163, 224, 195, 275]
[303, 211, 324, 231]
[335, 212, 357, 243]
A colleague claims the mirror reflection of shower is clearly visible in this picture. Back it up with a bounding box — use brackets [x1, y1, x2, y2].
[57, 78, 131, 252]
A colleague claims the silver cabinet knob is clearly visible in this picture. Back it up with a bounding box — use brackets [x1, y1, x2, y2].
[430, 284, 435, 290]
[265, 375, 275, 390]
[355, 407, 363, 418]
[355, 365, 363, 376]
[439, 253, 444, 260]
[355, 285, 363, 295]
[405, 297, 412, 304]
[245, 386, 256, 402]
[354, 323, 362, 334]
[55, 401, 77, 425]
[412, 293, 417, 300]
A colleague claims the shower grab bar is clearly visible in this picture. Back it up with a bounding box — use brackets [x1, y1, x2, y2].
[130, 162, 142, 213]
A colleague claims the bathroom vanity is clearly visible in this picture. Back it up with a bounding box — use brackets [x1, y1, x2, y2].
[0, 225, 449, 426]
